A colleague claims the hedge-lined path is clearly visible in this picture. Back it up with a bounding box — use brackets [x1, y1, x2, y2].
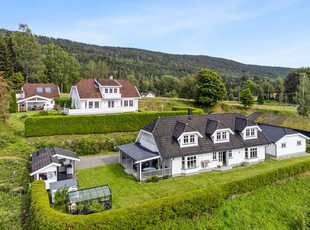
[77, 154, 119, 170]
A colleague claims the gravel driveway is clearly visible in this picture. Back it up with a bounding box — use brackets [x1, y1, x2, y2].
[77, 154, 119, 170]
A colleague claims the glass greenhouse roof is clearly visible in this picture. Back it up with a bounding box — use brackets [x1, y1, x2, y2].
[68, 185, 111, 203]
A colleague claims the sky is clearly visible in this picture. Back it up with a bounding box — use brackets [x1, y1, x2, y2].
[1, 0, 310, 68]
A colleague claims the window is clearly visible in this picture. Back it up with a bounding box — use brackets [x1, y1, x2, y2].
[108, 101, 114, 108]
[85, 102, 87, 109]
[184, 135, 189, 144]
[281, 143, 286, 148]
[37, 87, 43, 93]
[228, 150, 232, 158]
[297, 140, 302, 146]
[187, 156, 197, 169]
[51, 101, 53, 105]
[124, 100, 128, 107]
[216, 131, 227, 140]
[190, 135, 195, 143]
[250, 148, 257, 158]
[45, 87, 51, 93]
[246, 128, 255, 137]
[182, 157, 185, 169]
[121, 101, 123, 107]
[129, 100, 133, 107]
[109, 88, 113, 93]
[95, 101, 99, 108]
[89, 101, 93, 109]
[245, 148, 248, 158]
[114, 88, 117, 93]
[105, 89, 108, 93]
[213, 152, 217, 160]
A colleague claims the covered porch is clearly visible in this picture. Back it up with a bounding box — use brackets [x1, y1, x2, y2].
[118, 143, 171, 181]
[17, 95, 53, 111]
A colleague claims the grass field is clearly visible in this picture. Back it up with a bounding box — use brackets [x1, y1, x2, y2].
[149, 174, 310, 230]
[139, 97, 196, 111]
[77, 155, 310, 209]
[220, 101, 298, 116]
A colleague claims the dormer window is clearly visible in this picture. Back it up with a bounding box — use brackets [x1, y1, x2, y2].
[114, 88, 117, 93]
[45, 87, 51, 93]
[105, 89, 108, 93]
[216, 131, 227, 141]
[246, 128, 255, 137]
[183, 135, 195, 145]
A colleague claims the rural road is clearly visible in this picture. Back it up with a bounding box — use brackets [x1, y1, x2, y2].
[77, 154, 119, 170]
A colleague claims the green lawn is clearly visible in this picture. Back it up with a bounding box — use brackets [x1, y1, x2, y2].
[77, 155, 310, 209]
[149, 175, 310, 230]
[139, 97, 196, 111]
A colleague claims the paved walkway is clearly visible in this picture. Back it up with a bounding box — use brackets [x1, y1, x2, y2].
[77, 154, 119, 170]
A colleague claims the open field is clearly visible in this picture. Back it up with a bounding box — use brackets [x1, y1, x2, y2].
[139, 97, 196, 111]
[219, 101, 298, 116]
[77, 155, 310, 209]
[149, 174, 310, 230]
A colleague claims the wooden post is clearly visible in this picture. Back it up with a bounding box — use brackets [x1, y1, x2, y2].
[139, 162, 142, 181]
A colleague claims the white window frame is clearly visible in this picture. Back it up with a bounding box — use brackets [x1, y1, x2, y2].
[37, 87, 43, 93]
[245, 148, 248, 158]
[213, 152, 217, 160]
[89, 101, 93, 109]
[182, 156, 197, 169]
[249, 148, 257, 158]
[45, 87, 51, 93]
[228, 150, 232, 158]
[105, 88, 108, 93]
[129, 100, 133, 107]
[281, 143, 287, 148]
[114, 88, 117, 93]
[95, 101, 99, 109]
[124, 100, 128, 107]
[109, 88, 113, 93]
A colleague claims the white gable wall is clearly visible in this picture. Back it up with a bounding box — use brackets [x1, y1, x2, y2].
[275, 135, 307, 157]
[266, 144, 276, 156]
[136, 130, 159, 152]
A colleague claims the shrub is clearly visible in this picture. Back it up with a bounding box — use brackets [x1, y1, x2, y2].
[162, 175, 170, 180]
[9, 92, 17, 113]
[29, 160, 310, 229]
[24, 110, 204, 137]
[54, 187, 69, 206]
[72, 139, 100, 156]
[54, 97, 72, 109]
[151, 176, 160, 182]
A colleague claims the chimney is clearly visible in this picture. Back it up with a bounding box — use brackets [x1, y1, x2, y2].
[109, 75, 114, 80]
[188, 108, 192, 120]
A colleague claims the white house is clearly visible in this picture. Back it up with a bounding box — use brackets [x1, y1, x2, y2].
[65, 77, 141, 115]
[141, 92, 155, 98]
[117, 113, 271, 181]
[16, 83, 60, 111]
[260, 124, 309, 159]
[30, 147, 80, 192]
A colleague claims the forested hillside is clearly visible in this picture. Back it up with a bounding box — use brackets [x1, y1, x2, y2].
[0, 28, 290, 80]
[35, 35, 290, 80]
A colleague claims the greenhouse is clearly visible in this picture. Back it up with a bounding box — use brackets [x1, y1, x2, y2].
[67, 185, 112, 214]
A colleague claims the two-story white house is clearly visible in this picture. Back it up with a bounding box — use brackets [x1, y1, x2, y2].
[117, 112, 271, 181]
[65, 76, 141, 115]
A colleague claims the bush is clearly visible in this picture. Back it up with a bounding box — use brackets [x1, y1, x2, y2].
[72, 139, 101, 156]
[9, 92, 17, 113]
[54, 187, 69, 206]
[24, 110, 204, 137]
[29, 160, 310, 229]
[54, 97, 72, 109]
[151, 176, 159, 182]
[162, 175, 170, 180]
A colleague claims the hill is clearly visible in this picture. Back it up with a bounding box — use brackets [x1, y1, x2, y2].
[0, 28, 290, 80]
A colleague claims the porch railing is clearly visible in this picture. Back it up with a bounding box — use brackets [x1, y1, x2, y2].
[141, 167, 171, 181]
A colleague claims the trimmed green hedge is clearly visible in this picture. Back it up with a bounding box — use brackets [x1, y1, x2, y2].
[24, 110, 204, 137]
[29, 160, 310, 229]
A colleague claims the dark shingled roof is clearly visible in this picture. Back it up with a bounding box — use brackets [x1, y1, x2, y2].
[31, 147, 79, 173]
[234, 117, 257, 132]
[140, 113, 270, 159]
[117, 143, 159, 162]
[259, 124, 299, 143]
[172, 122, 198, 139]
[205, 119, 229, 135]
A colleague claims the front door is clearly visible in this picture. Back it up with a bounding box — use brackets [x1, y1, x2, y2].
[219, 151, 227, 166]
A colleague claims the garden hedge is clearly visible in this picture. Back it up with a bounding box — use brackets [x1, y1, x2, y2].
[30, 159, 310, 229]
[24, 110, 204, 137]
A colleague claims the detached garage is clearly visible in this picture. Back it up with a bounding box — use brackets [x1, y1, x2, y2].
[260, 124, 309, 159]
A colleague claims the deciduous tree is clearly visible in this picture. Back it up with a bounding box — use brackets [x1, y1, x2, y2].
[257, 85, 265, 105]
[179, 75, 198, 99]
[9, 72, 24, 90]
[275, 76, 285, 102]
[196, 69, 226, 107]
[294, 73, 310, 117]
[239, 88, 254, 109]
